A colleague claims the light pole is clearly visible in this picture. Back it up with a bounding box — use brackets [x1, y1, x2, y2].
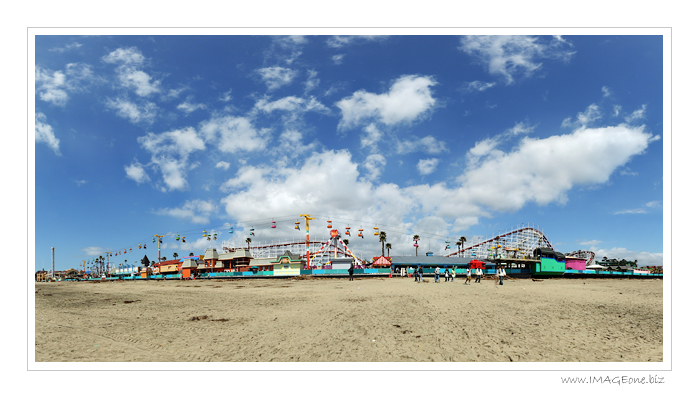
[300, 214, 314, 268]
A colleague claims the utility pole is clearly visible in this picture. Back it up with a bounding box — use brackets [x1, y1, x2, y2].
[51, 247, 55, 279]
[300, 215, 314, 268]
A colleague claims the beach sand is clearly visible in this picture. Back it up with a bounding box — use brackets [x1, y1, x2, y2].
[34, 276, 662, 362]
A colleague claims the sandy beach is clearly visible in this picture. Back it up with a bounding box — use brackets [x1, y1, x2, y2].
[34, 276, 663, 362]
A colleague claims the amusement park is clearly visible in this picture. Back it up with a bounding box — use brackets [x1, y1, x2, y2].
[37, 215, 663, 282]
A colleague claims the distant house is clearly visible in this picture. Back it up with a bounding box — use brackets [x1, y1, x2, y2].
[218, 248, 253, 271]
[155, 259, 182, 274]
[270, 251, 303, 276]
[35, 270, 48, 282]
[199, 248, 221, 273]
[181, 258, 198, 278]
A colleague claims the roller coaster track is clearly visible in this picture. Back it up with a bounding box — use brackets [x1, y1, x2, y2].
[445, 227, 554, 260]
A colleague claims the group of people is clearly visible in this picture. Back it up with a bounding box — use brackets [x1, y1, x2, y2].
[349, 264, 507, 285]
[403, 266, 502, 284]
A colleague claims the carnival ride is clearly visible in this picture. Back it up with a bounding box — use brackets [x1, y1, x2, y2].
[85, 215, 604, 277]
[445, 225, 556, 261]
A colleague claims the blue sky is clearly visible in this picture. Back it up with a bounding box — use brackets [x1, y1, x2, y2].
[33, 34, 664, 270]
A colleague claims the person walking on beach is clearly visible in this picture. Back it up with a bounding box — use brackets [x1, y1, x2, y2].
[418, 266, 424, 283]
[434, 266, 441, 283]
[475, 268, 482, 283]
[445, 267, 449, 282]
[451, 267, 456, 282]
[499, 267, 505, 285]
[349, 264, 354, 281]
[465, 268, 471, 285]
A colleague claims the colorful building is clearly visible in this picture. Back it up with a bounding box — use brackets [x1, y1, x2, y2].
[532, 247, 566, 275]
[270, 251, 303, 276]
[565, 256, 586, 271]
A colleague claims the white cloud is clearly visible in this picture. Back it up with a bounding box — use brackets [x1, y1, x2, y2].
[614, 208, 648, 215]
[155, 199, 218, 224]
[614, 200, 661, 215]
[256, 66, 297, 90]
[326, 35, 389, 48]
[467, 121, 536, 168]
[49, 42, 82, 53]
[396, 135, 448, 155]
[138, 127, 205, 158]
[177, 97, 207, 114]
[305, 70, 320, 93]
[460, 80, 496, 93]
[199, 116, 269, 153]
[619, 167, 638, 176]
[336, 75, 438, 129]
[269, 36, 308, 65]
[602, 86, 612, 97]
[102, 47, 145, 66]
[417, 158, 439, 175]
[462, 124, 658, 212]
[363, 153, 386, 181]
[361, 123, 383, 150]
[125, 160, 150, 184]
[561, 103, 602, 128]
[219, 89, 232, 102]
[459, 35, 575, 84]
[35, 66, 68, 106]
[253, 95, 329, 116]
[35, 63, 96, 107]
[106, 97, 158, 125]
[625, 104, 647, 123]
[275, 129, 318, 158]
[103, 47, 160, 97]
[215, 161, 231, 170]
[505, 121, 536, 136]
[135, 127, 206, 191]
[332, 54, 345, 65]
[35, 112, 61, 155]
[118, 68, 161, 97]
[612, 105, 622, 117]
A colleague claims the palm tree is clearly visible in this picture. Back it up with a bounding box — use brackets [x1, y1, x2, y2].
[379, 231, 387, 257]
[173, 252, 179, 260]
[413, 235, 420, 256]
[456, 241, 462, 256]
[189, 253, 194, 257]
[459, 237, 467, 257]
[245, 237, 252, 249]
[385, 243, 392, 257]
